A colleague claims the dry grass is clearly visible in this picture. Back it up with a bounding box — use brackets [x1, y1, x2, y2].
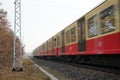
[0, 58, 50, 80]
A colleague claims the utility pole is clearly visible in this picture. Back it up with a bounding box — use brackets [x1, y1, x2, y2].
[12, 0, 23, 71]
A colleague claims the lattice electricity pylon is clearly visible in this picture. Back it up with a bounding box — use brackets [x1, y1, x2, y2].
[12, 0, 23, 71]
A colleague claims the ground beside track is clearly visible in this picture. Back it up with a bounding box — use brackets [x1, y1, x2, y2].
[31, 57, 120, 80]
[0, 56, 50, 80]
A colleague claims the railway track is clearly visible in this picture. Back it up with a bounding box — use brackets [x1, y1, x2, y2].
[50, 61, 120, 75]
[30, 57, 120, 80]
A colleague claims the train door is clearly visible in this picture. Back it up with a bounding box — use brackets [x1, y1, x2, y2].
[78, 17, 86, 52]
[56, 36, 59, 55]
[61, 30, 65, 53]
[54, 38, 57, 55]
[47, 41, 48, 54]
[52, 37, 54, 54]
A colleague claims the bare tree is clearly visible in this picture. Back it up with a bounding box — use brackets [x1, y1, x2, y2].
[0, 9, 24, 66]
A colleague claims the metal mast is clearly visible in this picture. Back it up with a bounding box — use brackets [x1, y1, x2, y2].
[12, 0, 23, 71]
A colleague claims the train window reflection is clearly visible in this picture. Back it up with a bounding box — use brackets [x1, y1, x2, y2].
[58, 36, 61, 47]
[66, 30, 70, 44]
[100, 5, 116, 34]
[71, 27, 76, 43]
[88, 15, 98, 38]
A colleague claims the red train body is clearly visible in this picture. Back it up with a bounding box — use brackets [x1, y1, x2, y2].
[33, 0, 120, 67]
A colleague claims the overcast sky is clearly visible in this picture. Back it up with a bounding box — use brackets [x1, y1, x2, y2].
[0, 0, 105, 53]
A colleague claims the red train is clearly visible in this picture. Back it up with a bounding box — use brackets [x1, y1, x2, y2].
[33, 0, 120, 67]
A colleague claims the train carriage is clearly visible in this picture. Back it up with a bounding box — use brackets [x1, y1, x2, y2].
[64, 21, 79, 55]
[51, 32, 63, 56]
[33, 0, 120, 67]
[33, 47, 39, 57]
[47, 38, 53, 56]
[85, 0, 120, 55]
[52, 34, 58, 56]
[38, 42, 48, 56]
[57, 32, 62, 56]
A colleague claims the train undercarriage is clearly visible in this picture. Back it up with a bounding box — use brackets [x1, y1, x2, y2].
[34, 54, 120, 68]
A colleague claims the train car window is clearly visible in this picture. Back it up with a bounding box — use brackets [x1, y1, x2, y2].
[71, 27, 76, 43]
[57, 36, 61, 47]
[39, 47, 41, 52]
[42, 45, 44, 51]
[45, 43, 47, 51]
[100, 5, 116, 34]
[88, 15, 98, 38]
[48, 41, 50, 49]
[66, 30, 70, 44]
[50, 40, 52, 49]
[49, 41, 51, 49]
[54, 38, 57, 48]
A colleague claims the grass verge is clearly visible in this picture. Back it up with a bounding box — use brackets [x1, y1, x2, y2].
[0, 57, 50, 80]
